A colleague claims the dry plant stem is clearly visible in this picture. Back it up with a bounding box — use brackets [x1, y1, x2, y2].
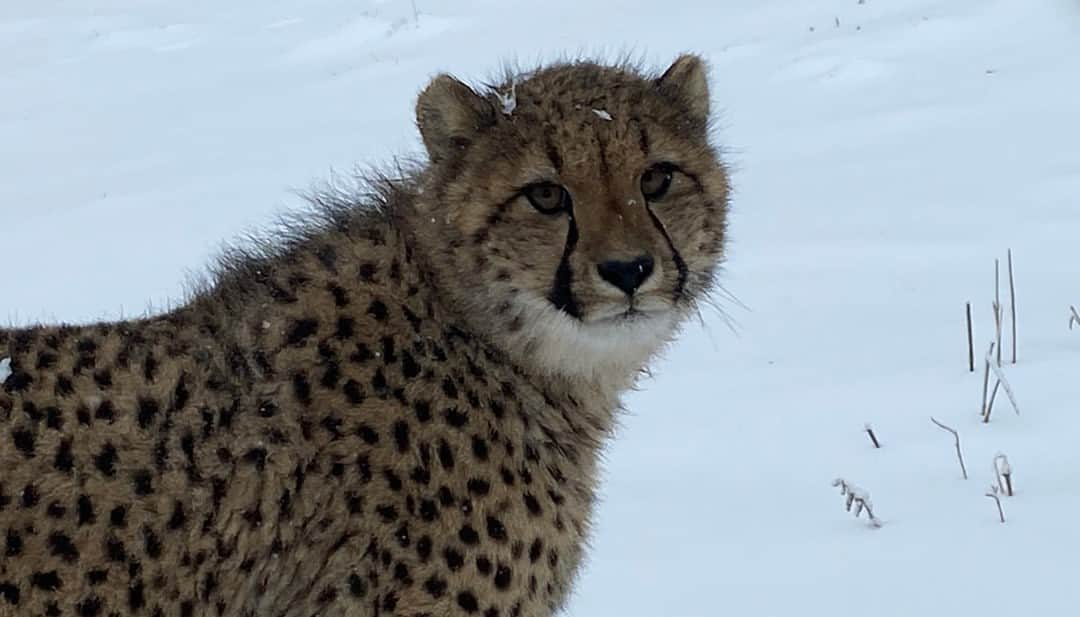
[987, 357, 1021, 416]
[984, 379, 1002, 423]
[986, 488, 1006, 523]
[980, 342, 996, 419]
[930, 417, 968, 479]
[865, 425, 881, 449]
[1008, 249, 1016, 364]
[1070, 305, 1080, 330]
[966, 302, 975, 372]
[831, 479, 882, 528]
[993, 454, 1014, 497]
[994, 258, 1002, 367]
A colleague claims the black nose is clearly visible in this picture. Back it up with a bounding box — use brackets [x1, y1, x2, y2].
[596, 256, 655, 295]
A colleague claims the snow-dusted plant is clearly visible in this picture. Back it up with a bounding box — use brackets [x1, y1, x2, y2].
[832, 478, 882, 528]
[980, 342, 995, 419]
[986, 349, 1021, 418]
[994, 258, 1003, 367]
[993, 453, 1014, 497]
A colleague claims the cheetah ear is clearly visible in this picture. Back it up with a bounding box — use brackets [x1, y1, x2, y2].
[416, 74, 496, 164]
[656, 53, 710, 125]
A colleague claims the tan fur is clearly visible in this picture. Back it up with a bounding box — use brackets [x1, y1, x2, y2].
[0, 54, 729, 617]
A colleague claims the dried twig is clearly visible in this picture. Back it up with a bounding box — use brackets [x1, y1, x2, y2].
[1070, 305, 1080, 330]
[1007, 249, 1017, 364]
[985, 485, 1006, 523]
[979, 342, 995, 419]
[864, 423, 881, 449]
[966, 302, 975, 372]
[993, 453, 1014, 497]
[831, 478, 882, 528]
[930, 417, 968, 479]
[984, 379, 1002, 423]
[987, 353, 1021, 416]
[994, 258, 1002, 367]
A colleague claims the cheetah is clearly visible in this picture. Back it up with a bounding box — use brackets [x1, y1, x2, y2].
[0, 54, 730, 617]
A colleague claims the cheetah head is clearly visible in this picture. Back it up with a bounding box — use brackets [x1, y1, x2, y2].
[409, 54, 730, 383]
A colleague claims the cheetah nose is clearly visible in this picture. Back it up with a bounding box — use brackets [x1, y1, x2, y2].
[596, 255, 655, 295]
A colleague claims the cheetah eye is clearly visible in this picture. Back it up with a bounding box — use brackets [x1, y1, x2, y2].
[523, 182, 571, 214]
[640, 163, 676, 201]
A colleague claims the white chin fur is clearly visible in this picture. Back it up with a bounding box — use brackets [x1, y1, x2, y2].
[508, 295, 679, 382]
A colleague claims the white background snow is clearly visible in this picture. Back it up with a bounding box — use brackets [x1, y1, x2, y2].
[3, 0, 1079, 615]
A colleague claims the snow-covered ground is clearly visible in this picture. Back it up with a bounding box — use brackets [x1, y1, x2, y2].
[3, 0, 1079, 615]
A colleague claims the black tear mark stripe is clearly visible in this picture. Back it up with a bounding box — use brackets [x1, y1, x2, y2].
[547, 208, 581, 319]
[644, 205, 689, 302]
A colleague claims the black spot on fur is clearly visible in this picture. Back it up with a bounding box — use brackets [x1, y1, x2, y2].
[459, 525, 480, 545]
[48, 532, 79, 562]
[348, 573, 368, 598]
[392, 421, 410, 452]
[292, 373, 312, 405]
[77, 596, 102, 617]
[53, 440, 74, 472]
[486, 516, 508, 542]
[437, 439, 454, 470]
[335, 317, 355, 339]
[4, 370, 34, 393]
[343, 379, 364, 404]
[413, 400, 432, 422]
[457, 591, 480, 613]
[443, 548, 464, 571]
[11, 430, 34, 457]
[367, 300, 388, 321]
[444, 407, 469, 428]
[77, 496, 95, 525]
[286, 318, 319, 346]
[132, 470, 154, 496]
[95, 401, 115, 422]
[137, 398, 159, 429]
[0, 583, 18, 605]
[30, 571, 61, 590]
[21, 484, 39, 508]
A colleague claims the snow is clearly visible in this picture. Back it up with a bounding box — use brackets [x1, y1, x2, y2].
[0, 357, 10, 383]
[496, 82, 517, 116]
[2, 0, 1079, 615]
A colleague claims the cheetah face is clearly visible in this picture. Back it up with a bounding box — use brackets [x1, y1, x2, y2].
[414, 55, 729, 377]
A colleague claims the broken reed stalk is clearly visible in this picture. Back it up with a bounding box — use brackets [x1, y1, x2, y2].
[986, 486, 1006, 523]
[980, 342, 995, 418]
[987, 357, 1021, 416]
[994, 259, 1002, 366]
[984, 379, 1002, 423]
[1070, 305, 1080, 330]
[966, 302, 975, 372]
[1007, 249, 1016, 364]
[864, 424, 881, 449]
[993, 453, 1014, 497]
[930, 417, 968, 480]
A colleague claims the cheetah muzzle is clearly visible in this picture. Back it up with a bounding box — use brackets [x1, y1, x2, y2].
[1, 54, 730, 617]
